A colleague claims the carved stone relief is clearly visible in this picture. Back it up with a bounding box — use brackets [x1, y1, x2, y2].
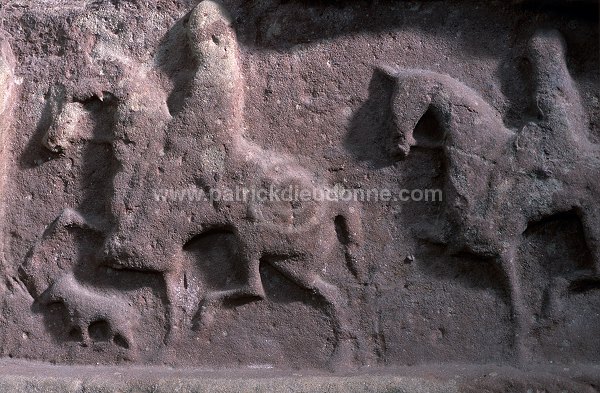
[0, 0, 598, 375]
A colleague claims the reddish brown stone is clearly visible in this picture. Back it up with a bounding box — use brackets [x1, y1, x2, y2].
[0, 1, 598, 388]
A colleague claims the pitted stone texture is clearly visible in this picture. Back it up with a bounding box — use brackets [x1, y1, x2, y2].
[0, 0, 598, 375]
[0, 361, 599, 393]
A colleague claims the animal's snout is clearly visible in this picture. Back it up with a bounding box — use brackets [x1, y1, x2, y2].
[101, 232, 160, 271]
[388, 134, 412, 159]
[101, 233, 132, 265]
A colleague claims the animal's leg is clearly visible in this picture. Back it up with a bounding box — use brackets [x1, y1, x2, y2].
[332, 205, 377, 365]
[527, 29, 587, 137]
[162, 270, 185, 346]
[540, 276, 570, 322]
[267, 257, 355, 370]
[499, 248, 529, 364]
[580, 208, 600, 274]
[192, 255, 265, 332]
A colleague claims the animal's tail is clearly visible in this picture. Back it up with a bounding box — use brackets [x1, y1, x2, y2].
[334, 204, 367, 284]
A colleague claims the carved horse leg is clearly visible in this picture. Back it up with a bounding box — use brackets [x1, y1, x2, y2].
[192, 240, 266, 332]
[499, 246, 529, 363]
[266, 254, 355, 370]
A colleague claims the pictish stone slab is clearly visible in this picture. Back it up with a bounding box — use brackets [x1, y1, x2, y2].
[0, 0, 598, 390]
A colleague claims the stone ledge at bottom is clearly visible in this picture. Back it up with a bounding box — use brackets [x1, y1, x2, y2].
[0, 360, 598, 393]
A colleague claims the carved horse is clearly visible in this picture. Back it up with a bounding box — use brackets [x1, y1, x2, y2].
[97, 0, 365, 366]
[384, 29, 600, 362]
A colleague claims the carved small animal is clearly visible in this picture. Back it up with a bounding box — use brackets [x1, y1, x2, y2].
[39, 273, 135, 351]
